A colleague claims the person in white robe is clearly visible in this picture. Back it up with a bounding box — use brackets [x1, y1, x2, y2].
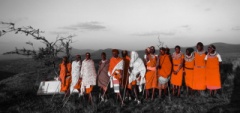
[129, 51, 146, 103]
[70, 55, 82, 93]
[80, 52, 97, 103]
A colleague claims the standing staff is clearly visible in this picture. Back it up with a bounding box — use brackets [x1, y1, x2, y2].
[121, 50, 131, 100]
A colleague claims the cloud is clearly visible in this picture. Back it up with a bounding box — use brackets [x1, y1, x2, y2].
[180, 25, 191, 30]
[216, 29, 222, 32]
[59, 26, 78, 30]
[181, 25, 189, 28]
[204, 8, 211, 11]
[232, 26, 240, 31]
[49, 31, 69, 35]
[60, 21, 106, 31]
[133, 31, 175, 36]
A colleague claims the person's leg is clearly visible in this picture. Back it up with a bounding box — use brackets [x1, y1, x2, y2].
[177, 86, 181, 97]
[163, 84, 167, 96]
[213, 90, 217, 96]
[117, 93, 124, 105]
[151, 88, 155, 100]
[145, 89, 149, 99]
[172, 85, 175, 95]
[159, 87, 162, 98]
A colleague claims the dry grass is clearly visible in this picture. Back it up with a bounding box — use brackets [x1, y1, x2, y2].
[0, 58, 239, 113]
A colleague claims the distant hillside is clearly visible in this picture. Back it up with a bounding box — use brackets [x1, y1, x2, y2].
[87, 43, 240, 60]
[0, 48, 95, 61]
[0, 43, 239, 60]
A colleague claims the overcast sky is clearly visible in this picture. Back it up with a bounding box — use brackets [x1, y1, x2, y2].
[0, 0, 240, 54]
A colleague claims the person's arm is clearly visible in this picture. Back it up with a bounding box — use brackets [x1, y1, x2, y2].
[217, 53, 222, 72]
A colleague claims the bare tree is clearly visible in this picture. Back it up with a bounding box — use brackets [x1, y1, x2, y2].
[0, 22, 75, 68]
[156, 36, 164, 49]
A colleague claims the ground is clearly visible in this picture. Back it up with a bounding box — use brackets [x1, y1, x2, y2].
[0, 57, 240, 113]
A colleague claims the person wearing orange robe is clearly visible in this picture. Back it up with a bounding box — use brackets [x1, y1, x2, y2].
[205, 44, 222, 96]
[183, 48, 195, 96]
[59, 56, 72, 94]
[108, 49, 124, 105]
[145, 46, 158, 100]
[192, 42, 207, 95]
[170, 45, 184, 97]
[157, 47, 172, 98]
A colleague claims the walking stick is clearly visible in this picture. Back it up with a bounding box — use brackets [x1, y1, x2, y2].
[123, 70, 129, 101]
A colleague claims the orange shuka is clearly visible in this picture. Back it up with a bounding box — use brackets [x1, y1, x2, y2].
[145, 54, 158, 89]
[184, 55, 194, 88]
[59, 62, 72, 92]
[205, 54, 221, 90]
[158, 54, 172, 78]
[192, 52, 206, 90]
[170, 52, 184, 86]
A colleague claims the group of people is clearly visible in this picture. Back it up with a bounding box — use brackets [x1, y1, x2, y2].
[58, 42, 222, 105]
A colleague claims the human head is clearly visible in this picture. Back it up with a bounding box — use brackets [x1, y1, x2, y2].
[160, 47, 166, 55]
[112, 49, 119, 58]
[62, 56, 68, 63]
[75, 55, 81, 61]
[150, 46, 155, 54]
[166, 47, 170, 55]
[85, 52, 91, 60]
[101, 52, 106, 60]
[175, 45, 181, 54]
[208, 44, 216, 53]
[121, 50, 128, 58]
[186, 48, 194, 56]
[196, 42, 204, 51]
[145, 47, 150, 55]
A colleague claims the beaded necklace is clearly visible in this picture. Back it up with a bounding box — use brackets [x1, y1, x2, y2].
[196, 50, 205, 56]
[172, 52, 182, 60]
[185, 53, 194, 62]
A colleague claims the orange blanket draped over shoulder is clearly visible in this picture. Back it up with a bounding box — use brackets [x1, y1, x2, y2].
[158, 54, 172, 78]
[145, 54, 158, 89]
